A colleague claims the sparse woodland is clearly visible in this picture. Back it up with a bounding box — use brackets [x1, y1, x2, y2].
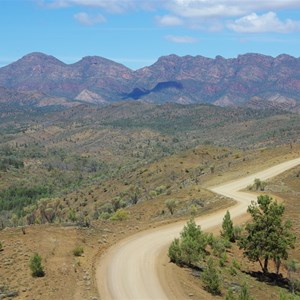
[0, 102, 300, 299]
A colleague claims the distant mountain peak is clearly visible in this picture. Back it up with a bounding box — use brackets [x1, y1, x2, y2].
[18, 52, 65, 66]
[0, 52, 299, 112]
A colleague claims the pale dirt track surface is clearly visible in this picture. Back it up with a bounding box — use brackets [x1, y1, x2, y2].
[96, 157, 300, 300]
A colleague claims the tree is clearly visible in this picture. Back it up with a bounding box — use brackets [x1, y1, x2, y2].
[239, 195, 295, 275]
[221, 210, 235, 243]
[29, 253, 45, 277]
[202, 257, 222, 295]
[168, 218, 208, 267]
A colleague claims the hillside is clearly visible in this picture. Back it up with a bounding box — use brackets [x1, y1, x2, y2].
[0, 53, 300, 111]
[0, 101, 299, 224]
[0, 94, 299, 299]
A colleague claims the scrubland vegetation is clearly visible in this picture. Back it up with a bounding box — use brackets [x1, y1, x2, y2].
[0, 102, 299, 299]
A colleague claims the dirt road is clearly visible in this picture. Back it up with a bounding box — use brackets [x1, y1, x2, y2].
[96, 157, 300, 300]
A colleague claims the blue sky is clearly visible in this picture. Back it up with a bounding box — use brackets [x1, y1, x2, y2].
[1, 0, 300, 69]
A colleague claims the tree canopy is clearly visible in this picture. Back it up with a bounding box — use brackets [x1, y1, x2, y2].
[239, 195, 295, 274]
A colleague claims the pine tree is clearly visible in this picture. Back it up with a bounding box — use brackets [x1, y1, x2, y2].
[239, 195, 295, 274]
[221, 210, 235, 242]
[29, 253, 45, 277]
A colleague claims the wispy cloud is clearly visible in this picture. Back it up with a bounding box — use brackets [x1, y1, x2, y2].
[40, 0, 139, 13]
[74, 12, 106, 25]
[165, 35, 198, 43]
[156, 15, 183, 26]
[228, 12, 300, 33]
[40, 0, 300, 15]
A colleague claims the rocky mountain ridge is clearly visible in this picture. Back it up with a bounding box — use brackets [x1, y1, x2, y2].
[0, 52, 299, 112]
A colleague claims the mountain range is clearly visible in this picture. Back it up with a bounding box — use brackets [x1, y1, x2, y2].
[0, 52, 300, 112]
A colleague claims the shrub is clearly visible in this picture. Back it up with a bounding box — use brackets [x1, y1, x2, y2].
[233, 225, 243, 240]
[253, 178, 267, 191]
[219, 252, 227, 267]
[168, 238, 182, 265]
[239, 283, 253, 300]
[110, 209, 129, 221]
[155, 185, 166, 195]
[202, 258, 222, 295]
[73, 245, 84, 257]
[225, 288, 236, 300]
[29, 253, 45, 277]
[68, 209, 77, 222]
[232, 258, 240, 270]
[149, 190, 157, 198]
[189, 204, 198, 217]
[0, 241, 3, 251]
[168, 218, 208, 267]
[229, 265, 238, 276]
[211, 237, 228, 256]
[99, 212, 111, 220]
[165, 199, 177, 215]
[111, 197, 126, 212]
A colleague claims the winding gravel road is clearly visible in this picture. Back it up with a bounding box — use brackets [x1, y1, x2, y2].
[96, 157, 300, 300]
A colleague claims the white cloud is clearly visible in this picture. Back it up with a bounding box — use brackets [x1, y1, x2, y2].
[228, 12, 300, 33]
[156, 15, 183, 26]
[166, 0, 300, 18]
[165, 35, 198, 43]
[167, 0, 244, 18]
[74, 12, 106, 25]
[39, 0, 300, 33]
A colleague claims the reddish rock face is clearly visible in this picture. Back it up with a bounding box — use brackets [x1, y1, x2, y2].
[0, 52, 299, 111]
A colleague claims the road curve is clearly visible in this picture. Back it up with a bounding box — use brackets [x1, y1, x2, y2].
[96, 157, 300, 300]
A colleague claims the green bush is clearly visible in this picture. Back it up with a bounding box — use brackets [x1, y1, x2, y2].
[229, 265, 238, 276]
[168, 219, 208, 267]
[168, 238, 182, 265]
[225, 288, 236, 300]
[29, 253, 45, 277]
[110, 209, 129, 221]
[232, 258, 240, 270]
[68, 209, 77, 222]
[239, 283, 253, 300]
[211, 236, 227, 257]
[165, 199, 177, 215]
[202, 258, 222, 295]
[219, 252, 227, 267]
[155, 185, 166, 195]
[99, 212, 111, 220]
[73, 246, 84, 257]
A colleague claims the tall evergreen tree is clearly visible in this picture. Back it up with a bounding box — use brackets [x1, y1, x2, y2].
[239, 195, 295, 274]
[221, 210, 235, 242]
